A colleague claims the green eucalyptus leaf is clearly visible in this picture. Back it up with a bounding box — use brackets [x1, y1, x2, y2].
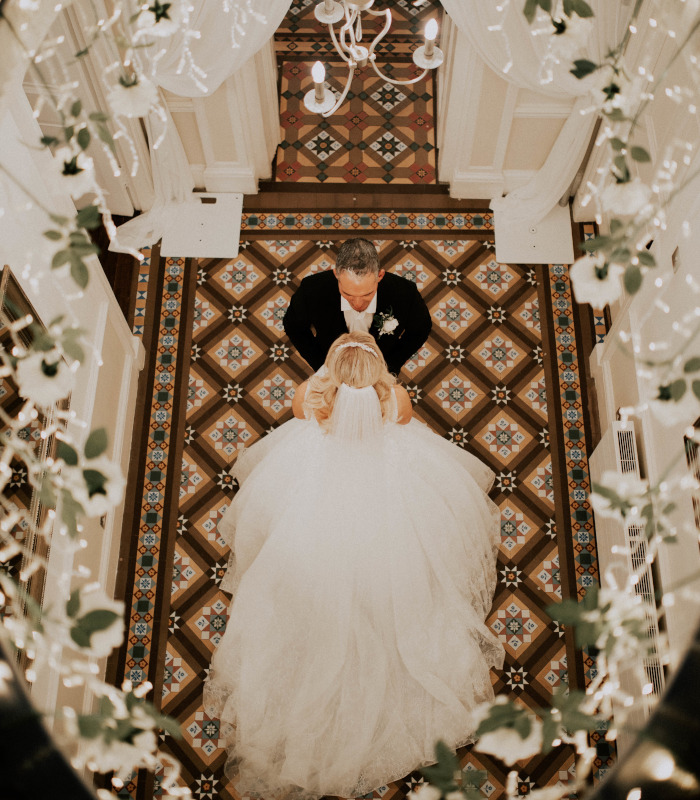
[49, 213, 69, 226]
[69, 256, 89, 289]
[83, 468, 108, 497]
[581, 234, 610, 252]
[70, 625, 91, 648]
[64, 125, 74, 142]
[670, 378, 687, 401]
[610, 137, 625, 151]
[523, 0, 539, 24]
[624, 264, 642, 294]
[78, 608, 119, 634]
[77, 127, 91, 151]
[60, 489, 83, 537]
[40, 135, 59, 147]
[39, 479, 56, 508]
[84, 427, 108, 459]
[43, 230, 63, 241]
[463, 769, 488, 788]
[57, 440, 79, 466]
[570, 58, 597, 79]
[63, 337, 85, 364]
[541, 714, 560, 754]
[684, 357, 700, 373]
[66, 588, 81, 618]
[631, 146, 651, 163]
[606, 108, 627, 122]
[71, 100, 82, 118]
[89, 111, 109, 122]
[75, 47, 90, 58]
[637, 250, 655, 267]
[693, 380, 700, 400]
[573, 0, 594, 16]
[609, 218, 623, 235]
[611, 247, 631, 262]
[76, 204, 101, 230]
[96, 122, 116, 154]
[77, 714, 103, 739]
[51, 250, 71, 269]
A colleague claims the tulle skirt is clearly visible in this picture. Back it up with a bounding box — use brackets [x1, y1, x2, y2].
[204, 417, 504, 798]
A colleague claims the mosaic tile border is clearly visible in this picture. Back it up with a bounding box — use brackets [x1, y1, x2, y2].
[124, 257, 185, 687]
[132, 247, 152, 338]
[548, 262, 599, 603]
[240, 211, 494, 232]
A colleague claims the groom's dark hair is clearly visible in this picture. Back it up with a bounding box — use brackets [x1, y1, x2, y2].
[335, 238, 380, 277]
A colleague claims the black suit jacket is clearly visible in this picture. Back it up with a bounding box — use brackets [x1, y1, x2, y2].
[283, 270, 432, 375]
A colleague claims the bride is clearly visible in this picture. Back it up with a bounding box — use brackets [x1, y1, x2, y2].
[204, 332, 505, 798]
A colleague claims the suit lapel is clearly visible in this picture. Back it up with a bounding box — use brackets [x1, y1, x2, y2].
[321, 274, 348, 336]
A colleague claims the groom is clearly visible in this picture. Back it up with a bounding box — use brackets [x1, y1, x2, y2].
[283, 238, 432, 376]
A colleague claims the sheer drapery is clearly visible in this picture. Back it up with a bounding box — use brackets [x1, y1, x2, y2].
[111, 0, 293, 253]
[440, 0, 627, 226]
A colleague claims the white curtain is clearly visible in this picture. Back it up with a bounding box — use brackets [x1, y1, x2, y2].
[112, 0, 293, 252]
[440, 0, 629, 226]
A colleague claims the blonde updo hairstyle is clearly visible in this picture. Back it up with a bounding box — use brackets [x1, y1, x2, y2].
[304, 332, 396, 430]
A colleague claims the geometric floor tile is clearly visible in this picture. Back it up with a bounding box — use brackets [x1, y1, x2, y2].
[119, 210, 604, 799]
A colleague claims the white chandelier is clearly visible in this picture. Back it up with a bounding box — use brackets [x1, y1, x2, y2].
[303, 0, 443, 117]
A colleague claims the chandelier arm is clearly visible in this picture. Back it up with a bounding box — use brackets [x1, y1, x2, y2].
[322, 63, 357, 118]
[330, 19, 353, 64]
[366, 9, 391, 60]
[369, 59, 428, 86]
[337, 6, 358, 61]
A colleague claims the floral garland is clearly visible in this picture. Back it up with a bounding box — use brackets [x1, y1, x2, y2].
[1, 0, 700, 799]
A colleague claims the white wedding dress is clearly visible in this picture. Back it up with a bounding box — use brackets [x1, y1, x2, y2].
[204, 387, 505, 798]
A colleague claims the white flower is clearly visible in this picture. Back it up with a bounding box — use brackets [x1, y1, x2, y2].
[52, 146, 96, 199]
[476, 717, 543, 765]
[648, 384, 700, 427]
[570, 255, 624, 307]
[588, 65, 639, 117]
[135, 1, 186, 38]
[381, 317, 399, 334]
[407, 785, 442, 800]
[67, 583, 125, 658]
[67, 455, 126, 518]
[107, 76, 159, 118]
[83, 738, 144, 777]
[589, 470, 648, 520]
[601, 178, 652, 217]
[16, 350, 75, 407]
[527, 787, 567, 800]
[548, 16, 593, 59]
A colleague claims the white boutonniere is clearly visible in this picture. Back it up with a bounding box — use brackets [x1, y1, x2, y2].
[374, 308, 399, 337]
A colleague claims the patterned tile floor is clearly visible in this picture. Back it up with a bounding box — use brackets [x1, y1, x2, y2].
[115, 215, 612, 800]
[274, 0, 439, 184]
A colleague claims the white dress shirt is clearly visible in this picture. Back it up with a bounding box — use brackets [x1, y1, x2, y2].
[341, 293, 377, 333]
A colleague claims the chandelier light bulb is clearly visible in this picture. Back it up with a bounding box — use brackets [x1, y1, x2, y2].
[312, 61, 326, 85]
[304, 60, 336, 114]
[424, 18, 438, 58]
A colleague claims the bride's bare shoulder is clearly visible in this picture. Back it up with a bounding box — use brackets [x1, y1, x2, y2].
[292, 380, 310, 419]
[392, 385, 412, 425]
